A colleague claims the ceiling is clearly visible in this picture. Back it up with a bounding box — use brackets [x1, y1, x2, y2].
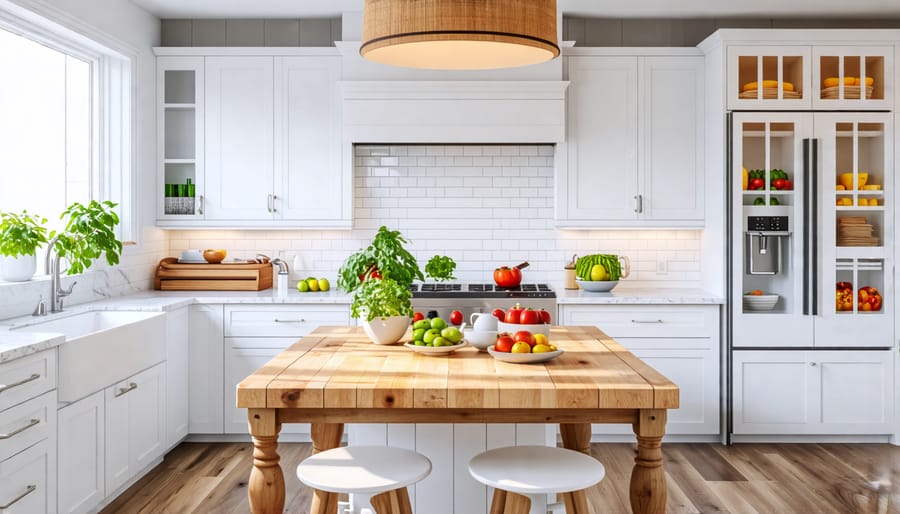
[130, 0, 900, 20]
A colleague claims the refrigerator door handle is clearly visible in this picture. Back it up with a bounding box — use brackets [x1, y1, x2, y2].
[811, 138, 819, 316]
[802, 138, 811, 316]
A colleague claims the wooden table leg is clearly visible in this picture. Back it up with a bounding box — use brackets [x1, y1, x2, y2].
[559, 423, 592, 512]
[371, 487, 413, 514]
[248, 408, 284, 514]
[630, 409, 667, 514]
[309, 423, 345, 514]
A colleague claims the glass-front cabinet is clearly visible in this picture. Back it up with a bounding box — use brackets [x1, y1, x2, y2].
[732, 112, 893, 348]
[728, 45, 893, 111]
[157, 56, 204, 220]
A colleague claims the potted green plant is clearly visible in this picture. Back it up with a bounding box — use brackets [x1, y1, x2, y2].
[339, 226, 456, 345]
[51, 200, 123, 274]
[0, 210, 49, 282]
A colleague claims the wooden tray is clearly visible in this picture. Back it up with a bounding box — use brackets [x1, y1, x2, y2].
[154, 257, 273, 291]
[820, 85, 874, 99]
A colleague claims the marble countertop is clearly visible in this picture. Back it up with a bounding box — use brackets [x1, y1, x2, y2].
[0, 331, 66, 364]
[556, 287, 724, 305]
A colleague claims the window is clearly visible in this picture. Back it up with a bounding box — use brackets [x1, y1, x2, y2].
[0, 7, 135, 246]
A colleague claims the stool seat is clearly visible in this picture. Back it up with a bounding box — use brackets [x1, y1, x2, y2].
[468, 445, 605, 495]
[297, 446, 432, 495]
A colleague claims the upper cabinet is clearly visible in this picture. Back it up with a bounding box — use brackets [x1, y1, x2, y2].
[559, 52, 705, 227]
[155, 50, 349, 228]
[726, 44, 893, 111]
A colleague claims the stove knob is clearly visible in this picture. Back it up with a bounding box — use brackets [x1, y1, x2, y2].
[426, 310, 439, 319]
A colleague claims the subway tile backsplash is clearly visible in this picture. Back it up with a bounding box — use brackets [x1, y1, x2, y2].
[170, 144, 703, 287]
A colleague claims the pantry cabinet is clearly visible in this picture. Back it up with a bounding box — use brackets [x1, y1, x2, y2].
[732, 350, 894, 435]
[559, 52, 705, 227]
[154, 49, 348, 228]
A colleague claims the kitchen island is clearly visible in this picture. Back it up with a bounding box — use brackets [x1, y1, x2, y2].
[237, 325, 678, 514]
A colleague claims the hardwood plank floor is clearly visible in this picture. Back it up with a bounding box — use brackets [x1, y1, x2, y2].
[101, 442, 900, 513]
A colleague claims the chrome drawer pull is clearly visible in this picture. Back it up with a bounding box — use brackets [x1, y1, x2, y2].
[0, 373, 40, 394]
[630, 319, 664, 324]
[0, 484, 36, 509]
[0, 418, 40, 439]
[274, 319, 305, 323]
[115, 382, 138, 398]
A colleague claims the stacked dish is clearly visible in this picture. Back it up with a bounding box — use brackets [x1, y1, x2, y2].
[743, 294, 779, 311]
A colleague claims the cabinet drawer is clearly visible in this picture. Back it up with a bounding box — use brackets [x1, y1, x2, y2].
[0, 438, 52, 514]
[0, 390, 55, 463]
[562, 305, 718, 338]
[0, 351, 56, 412]
[224, 305, 349, 337]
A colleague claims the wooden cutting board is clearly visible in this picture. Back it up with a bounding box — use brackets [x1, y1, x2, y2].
[154, 257, 273, 291]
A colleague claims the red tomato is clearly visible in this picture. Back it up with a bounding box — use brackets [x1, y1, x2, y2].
[505, 305, 523, 324]
[492, 308, 506, 321]
[749, 178, 764, 190]
[449, 310, 463, 325]
[538, 309, 552, 324]
[513, 330, 535, 346]
[519, 309, 541, 324]
[773, 178, 786, 190]
[494, 334, 515, 353]
[413, 312, 424, 323]
[783, 180, 793, 190]
[493, 266, 522, 288]
[358, 266, 382, 281]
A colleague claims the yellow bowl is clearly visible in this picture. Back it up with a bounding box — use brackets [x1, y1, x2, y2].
[839, 172, 868, 190]
[203, 249, 227, 264]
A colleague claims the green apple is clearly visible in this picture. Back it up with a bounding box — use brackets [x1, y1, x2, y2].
[318, 278, 330, 291]
[433, 336, 450, 347]
[590, 264, 609, 281]
[296, 280, 309, 292]
[423, 328, 440, 344]
[430, 317, 447, 330]
[412, 328, 426, 341]
[413, 319, 431, 331]
[414, 340, 426, 346]
[440, 327, 462, 344]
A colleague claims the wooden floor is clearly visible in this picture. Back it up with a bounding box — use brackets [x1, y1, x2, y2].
[101, 442, 900, 514]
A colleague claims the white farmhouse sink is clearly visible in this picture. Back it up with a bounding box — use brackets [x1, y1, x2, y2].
[16, 311, 166, 402]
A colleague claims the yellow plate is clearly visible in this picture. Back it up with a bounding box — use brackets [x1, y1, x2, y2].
[862, 185, 882, 190]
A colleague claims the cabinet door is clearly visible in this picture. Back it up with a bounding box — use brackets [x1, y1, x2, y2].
[189, 305, 224, 434]
[224, 342, 308, 435]
[165, 307, 190, 446]
[128, 364, 166, 472]
[732, 351, 818, 434]
[57, 391, 104, 514]
[816, 351, 893, 433]
[812, 46, 893, 111]
[274, 57, 348, 225]
[727, 46, 812, 110]
[563, 56, 639, 222]
[104, 380, 130, 495]
[204, 56, 274, 220]
[0, 439, 52, 514]
[640, 57, 704, 223]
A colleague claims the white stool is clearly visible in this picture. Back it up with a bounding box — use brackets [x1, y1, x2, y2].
[297, 445, 432, 514]
[468, 445, 605, 514]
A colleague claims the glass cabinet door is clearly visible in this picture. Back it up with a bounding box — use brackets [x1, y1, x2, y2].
[814, 114, 893, 347]
[732, 113, 813, 347]
[812, 46, 893, 110]
[727, 46, 812, 110]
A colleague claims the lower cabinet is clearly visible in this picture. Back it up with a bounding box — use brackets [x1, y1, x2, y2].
[0, 439, 54, 514]
[560, 304, 720, 436]
[189, 304, 224, 434]
[733, 350, 894, 435]
[57, 363, 166, 514]
[165, 307, 190, 446]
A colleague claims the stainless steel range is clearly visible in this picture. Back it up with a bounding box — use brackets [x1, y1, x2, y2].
[410, 283, 557, 325]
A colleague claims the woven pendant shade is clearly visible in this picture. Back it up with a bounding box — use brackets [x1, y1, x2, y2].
[360, 0, 560, 70]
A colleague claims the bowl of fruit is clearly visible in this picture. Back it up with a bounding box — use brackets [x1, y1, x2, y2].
[743, 290, 779, 311]
[406, 315, 467, 355]
[495, 304, 552, 337]
[574, 254, 630, 292]
[487, 330, 562, 364]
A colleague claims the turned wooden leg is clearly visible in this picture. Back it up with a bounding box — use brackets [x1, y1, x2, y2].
[559, 422, 592, 511]
[247, 408, 284, 514]
[371, 487, 413, 514]
[489, 489, 508, 514]
[309, 423, 345, 514]
[630, 409, 667, 514]
[503, 492, 532, 514]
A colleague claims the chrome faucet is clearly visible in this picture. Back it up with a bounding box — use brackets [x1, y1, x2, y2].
[45, 236, 77, 313]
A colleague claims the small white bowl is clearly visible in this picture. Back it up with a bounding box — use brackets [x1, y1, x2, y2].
[743, 294, 779, 311]
[576, 279, 619, 292]
[487, 346, 563, 364]
[496, 321, 550, 337]
[463, 329, 497, 351]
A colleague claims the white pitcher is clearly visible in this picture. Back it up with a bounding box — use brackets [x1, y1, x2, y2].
[470, 312, 498, 332]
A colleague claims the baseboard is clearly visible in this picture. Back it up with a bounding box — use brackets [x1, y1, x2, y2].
[731, 434, 893, 444]
[586, 434, 722, 444]
[93, 455, 165, 512]
[184, 433, 316, 443]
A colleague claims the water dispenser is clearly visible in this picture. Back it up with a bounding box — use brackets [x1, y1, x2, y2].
[743, 207, 791, 275]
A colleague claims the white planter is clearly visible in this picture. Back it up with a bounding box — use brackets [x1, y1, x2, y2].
[361, 316, 411, 345]
[0, 254, 37, 282]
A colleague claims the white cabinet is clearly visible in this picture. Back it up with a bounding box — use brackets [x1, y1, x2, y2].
[733, 350, 894, 435]
[104, 363, 166, 495]
[560, 304, 720, 436]
[560, 53, 704, 227]
[0, 439, 53, 514]
[58, 391, 104, 514]
[165, 307, 189, 447]
[189, 304, 224, 434]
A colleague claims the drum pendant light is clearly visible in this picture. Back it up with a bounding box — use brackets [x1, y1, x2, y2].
[360, 0, 560, 70]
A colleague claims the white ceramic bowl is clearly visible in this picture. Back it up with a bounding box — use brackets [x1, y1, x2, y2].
[496, 321, 550, 337]
[576, 279, 619, 292]
[743, 294, 779, 311]
[404, 341, 467, 355]
[463, 329, 497, 351]
[487, 346, 563, 364]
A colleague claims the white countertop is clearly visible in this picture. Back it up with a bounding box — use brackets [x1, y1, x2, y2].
[0, 286, 722, 363]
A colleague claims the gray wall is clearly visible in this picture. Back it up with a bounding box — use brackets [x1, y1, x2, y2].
[161, 18, 341, 46]
[564, 17, 900, 46]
